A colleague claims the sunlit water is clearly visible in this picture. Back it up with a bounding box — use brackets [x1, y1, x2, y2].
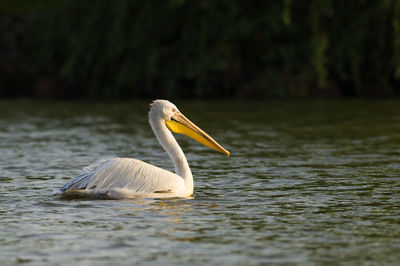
[0, 100, 399, 265]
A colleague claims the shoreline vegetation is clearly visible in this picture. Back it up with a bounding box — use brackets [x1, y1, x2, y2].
[1, 1, 400, 100]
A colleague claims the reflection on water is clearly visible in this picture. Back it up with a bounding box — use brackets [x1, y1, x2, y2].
[0, 100, 400, 265]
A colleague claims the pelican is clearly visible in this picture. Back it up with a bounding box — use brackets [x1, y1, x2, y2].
[55, 100, 230, 199]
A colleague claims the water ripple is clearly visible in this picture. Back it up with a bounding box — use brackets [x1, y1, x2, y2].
[0, 100, 399, 265]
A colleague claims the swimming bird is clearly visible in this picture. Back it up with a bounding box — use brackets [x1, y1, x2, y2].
[56, 100, 230, 199]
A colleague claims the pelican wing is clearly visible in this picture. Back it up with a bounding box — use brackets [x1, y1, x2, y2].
[59, 157, 184, 197]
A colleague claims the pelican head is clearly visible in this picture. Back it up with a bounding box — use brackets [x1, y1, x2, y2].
[149, 100, 230, 156]
[149, 99, 179, 121]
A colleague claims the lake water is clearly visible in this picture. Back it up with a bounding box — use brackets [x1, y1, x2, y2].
[0, 99, 399, 265]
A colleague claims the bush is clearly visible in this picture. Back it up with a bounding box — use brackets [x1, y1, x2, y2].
[3, 0, 400, 99]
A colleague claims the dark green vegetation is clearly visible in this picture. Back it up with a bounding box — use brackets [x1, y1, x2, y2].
[1, 1, 400, 99]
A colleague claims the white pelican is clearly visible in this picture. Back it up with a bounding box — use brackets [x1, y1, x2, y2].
[56, 100, 230, 199]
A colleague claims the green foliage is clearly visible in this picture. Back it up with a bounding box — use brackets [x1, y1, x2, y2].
[13, 0, 400, 98]
[393, 0, 400, 79]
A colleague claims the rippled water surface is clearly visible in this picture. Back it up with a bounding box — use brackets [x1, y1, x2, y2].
[1, 100, 400, 265]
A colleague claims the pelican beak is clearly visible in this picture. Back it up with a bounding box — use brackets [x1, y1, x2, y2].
[165, 112, 230, 156]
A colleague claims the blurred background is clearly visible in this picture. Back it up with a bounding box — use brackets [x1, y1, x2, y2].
[1, 0, 400, 100]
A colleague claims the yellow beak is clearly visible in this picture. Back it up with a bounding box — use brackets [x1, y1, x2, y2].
[165, 112, 230, 156]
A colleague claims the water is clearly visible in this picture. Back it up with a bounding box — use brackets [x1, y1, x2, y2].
[0, 99, 399, 265]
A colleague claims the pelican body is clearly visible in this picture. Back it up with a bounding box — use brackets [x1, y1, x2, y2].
[56, 100, 230, 199]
